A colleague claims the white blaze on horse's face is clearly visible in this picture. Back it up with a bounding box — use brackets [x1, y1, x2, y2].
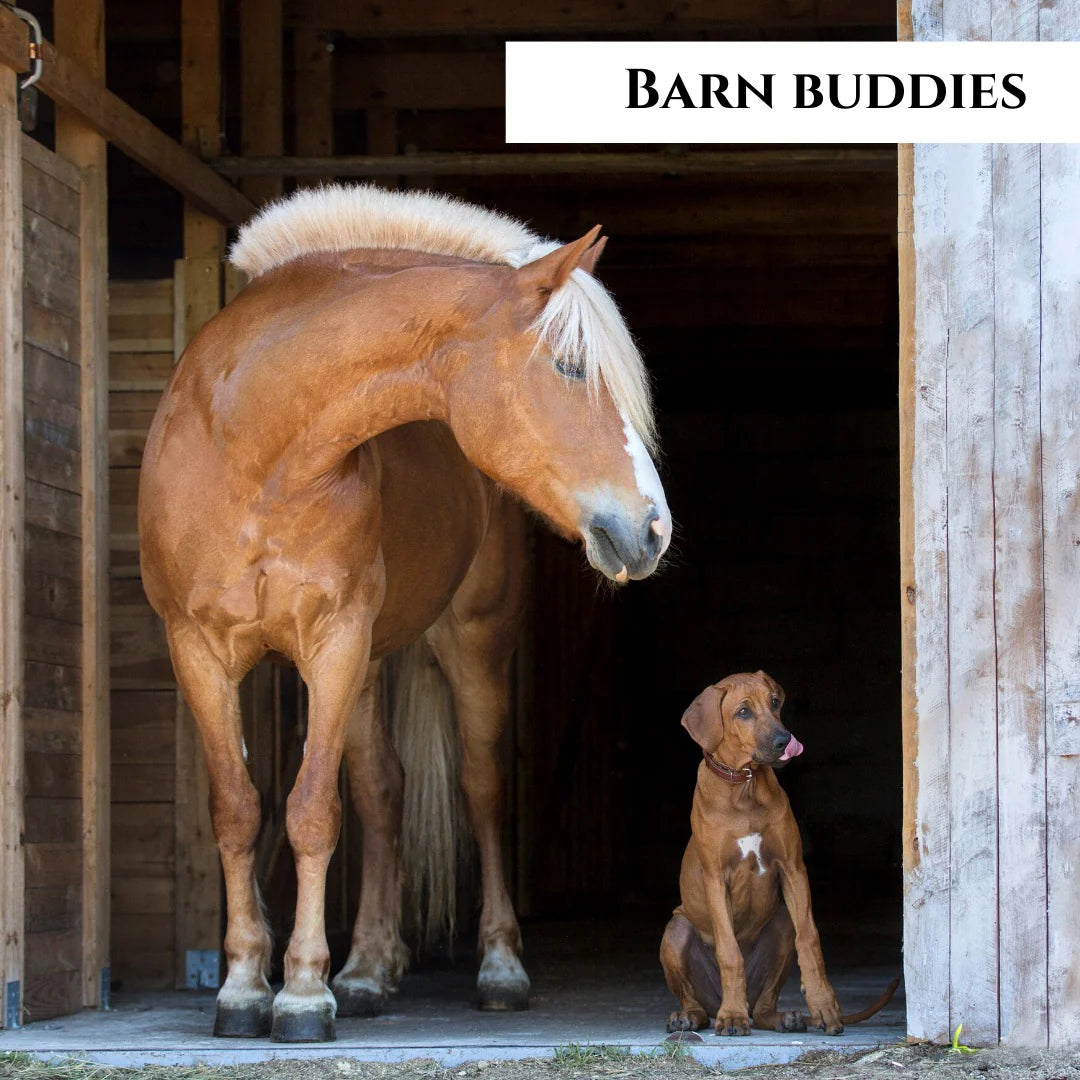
[622, 412, 672, 557]
[575, 408, 671, 584]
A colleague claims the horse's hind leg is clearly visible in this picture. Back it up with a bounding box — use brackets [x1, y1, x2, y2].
[426, 500, 529, 1011]
[167, 622, 273, 1038]
[332, 660, 410, 1017]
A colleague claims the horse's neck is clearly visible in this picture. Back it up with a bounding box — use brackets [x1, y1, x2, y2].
[229, 263, 469, 491]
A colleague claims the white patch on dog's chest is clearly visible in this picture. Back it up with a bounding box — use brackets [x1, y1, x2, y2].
[736, 832, 767, 875]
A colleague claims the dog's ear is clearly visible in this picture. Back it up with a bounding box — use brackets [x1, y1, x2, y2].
[681, 685, 727, 750]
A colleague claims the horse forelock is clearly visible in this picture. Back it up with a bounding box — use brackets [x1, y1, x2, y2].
[229, 183, 657, 454]
[526, 261, 658, 457]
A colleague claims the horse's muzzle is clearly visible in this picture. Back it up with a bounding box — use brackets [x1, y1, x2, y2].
[585, 506, 666, 582]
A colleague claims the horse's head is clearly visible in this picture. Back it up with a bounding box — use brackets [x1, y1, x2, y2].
[442, 228, 671, 582]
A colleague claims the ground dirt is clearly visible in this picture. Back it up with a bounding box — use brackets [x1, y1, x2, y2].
[2, 1043, 1079, 1080]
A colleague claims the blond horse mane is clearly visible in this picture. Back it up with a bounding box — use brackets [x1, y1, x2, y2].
[229, 184, 657, 452]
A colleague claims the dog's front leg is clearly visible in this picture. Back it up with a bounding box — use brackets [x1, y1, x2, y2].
[702, 876, 751, 1036]
[778, 858, 844, 1035]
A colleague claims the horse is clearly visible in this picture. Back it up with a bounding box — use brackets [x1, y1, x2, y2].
[138, 184, 671, 1043]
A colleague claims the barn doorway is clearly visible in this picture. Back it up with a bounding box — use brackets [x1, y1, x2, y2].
[510, 157, 903, 982]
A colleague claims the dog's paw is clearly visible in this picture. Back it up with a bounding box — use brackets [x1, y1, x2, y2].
[806, 989, 844, 1036]
[667, 1008, 707, 1033]
[778, 1011, 807, 1032]
[714, 1013, 752, 1037]
[809, 1009, 844, 1036]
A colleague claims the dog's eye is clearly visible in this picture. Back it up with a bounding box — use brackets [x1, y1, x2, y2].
[771, 696, 781, 710]
[554, 356, 586, 382]
[735, 706, 752, 720]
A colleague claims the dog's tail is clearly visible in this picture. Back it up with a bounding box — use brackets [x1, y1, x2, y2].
[840, 975, 901, 1025]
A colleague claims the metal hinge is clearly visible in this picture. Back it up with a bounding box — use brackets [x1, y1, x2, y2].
[185, 949, 221, 989]
[7, 6, 42, 90]
[5, 980, 20, 1029]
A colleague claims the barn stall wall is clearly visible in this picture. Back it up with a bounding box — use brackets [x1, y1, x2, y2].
[0, 0, 254, 1024]
[0, 122, 109, 1024]
[900, 0, 1080, 1050]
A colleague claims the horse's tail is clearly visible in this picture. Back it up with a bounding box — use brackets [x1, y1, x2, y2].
[383, 636, 470, 950]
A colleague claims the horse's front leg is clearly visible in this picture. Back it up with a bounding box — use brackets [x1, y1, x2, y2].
[332, 660, 410, 1017]
[167, 622, 273, 1038]
[272, 627, 373, 1043]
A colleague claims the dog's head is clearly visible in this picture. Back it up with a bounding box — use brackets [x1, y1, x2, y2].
[680, 671, 803, 769]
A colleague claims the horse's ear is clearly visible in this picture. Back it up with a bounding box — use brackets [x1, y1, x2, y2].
[517, 225, 603, 297]
[578, 235, 608, 277]
[681, 684, 727, 751]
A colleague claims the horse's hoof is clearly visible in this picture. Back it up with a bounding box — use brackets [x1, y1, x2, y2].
[476, 946, 530, 1011]
[213, 999, 273, 1038]
[271, 988, 337, 1043]
[332, 977, 387, 1018]
[270, 1005, 336, 1043]
[478, 984, 530, 1011]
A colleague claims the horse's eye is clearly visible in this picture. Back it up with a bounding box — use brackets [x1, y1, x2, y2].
[554, 356, 586, 382]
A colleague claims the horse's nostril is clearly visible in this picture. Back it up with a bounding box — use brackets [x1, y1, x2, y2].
[774, 732, 792, 750]
[643, 509, 662, 557]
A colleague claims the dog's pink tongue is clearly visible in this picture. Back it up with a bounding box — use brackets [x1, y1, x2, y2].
[781, 735, 804, 761]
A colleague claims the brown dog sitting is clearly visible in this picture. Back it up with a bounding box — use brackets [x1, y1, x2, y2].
[660, 671, 897, 1037]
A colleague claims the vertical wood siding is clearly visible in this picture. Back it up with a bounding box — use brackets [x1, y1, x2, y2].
[20, 137, 85, 1023]
[906, 0, 1079, 1047]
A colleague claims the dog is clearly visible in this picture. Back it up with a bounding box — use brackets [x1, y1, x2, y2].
[660, 671, 898, 1037]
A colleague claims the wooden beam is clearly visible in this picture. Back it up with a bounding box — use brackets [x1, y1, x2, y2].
[897, 141, 920, 1042]
[1040, 7, 1080, 1049]
[181, 0, 224, 259]
[283, 0, 895, 34]
[334, 51, 502, 112]
[172, 258, 223, 988]
[1042, 151, 1080, 1047]
[240, 0, 283, 207]
[0, 64, 25, 1031]
[904, 139, 953, 1047]
[213, 148, 897, 179]
[293, 30, 333, 189]
[54, 0, 111, 1012]
[993, 139, 1048, 1048]
[0, 6, 252, 225]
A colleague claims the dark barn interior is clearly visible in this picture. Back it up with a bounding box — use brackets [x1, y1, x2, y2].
[18, 0, 901, 1008]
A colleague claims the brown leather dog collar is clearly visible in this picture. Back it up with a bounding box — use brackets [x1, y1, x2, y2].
[703, 750, 754, 785]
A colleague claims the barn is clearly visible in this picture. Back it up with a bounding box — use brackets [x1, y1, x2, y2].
[0, 0, 1076, 1063]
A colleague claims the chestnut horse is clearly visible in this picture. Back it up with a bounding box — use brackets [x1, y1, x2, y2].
[138, 185, 671, 1042]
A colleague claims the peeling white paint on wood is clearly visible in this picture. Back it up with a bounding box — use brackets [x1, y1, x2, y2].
[907, 0, 1078, 1051]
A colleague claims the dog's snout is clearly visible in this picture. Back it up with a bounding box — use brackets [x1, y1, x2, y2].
[773, 731, 792, 752]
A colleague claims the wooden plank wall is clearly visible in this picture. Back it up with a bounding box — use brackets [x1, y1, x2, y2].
[0, 66, 26, 1031]
[54, 0, 112, 1009]
[20, 137, 85, 1022]
[905, 0, 1080, 1048]
[109, 278, 177, 989]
